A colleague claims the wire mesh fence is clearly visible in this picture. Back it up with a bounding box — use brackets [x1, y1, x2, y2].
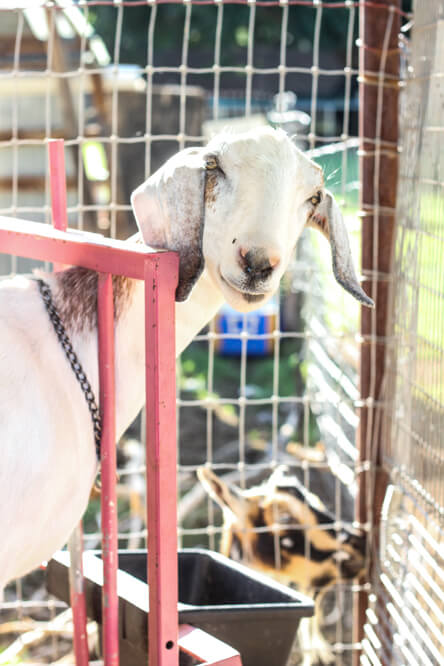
[361, 1, 444, 664]
[1, 2, 436, 666]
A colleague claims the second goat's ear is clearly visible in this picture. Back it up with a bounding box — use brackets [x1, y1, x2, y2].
[197, 467, 245, 519]
[307, 190, 374, 307]
[131, 148, 206, 302]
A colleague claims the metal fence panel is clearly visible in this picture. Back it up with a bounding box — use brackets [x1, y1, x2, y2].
[362, 1, 444, 664]
[0, 3, 427, 666]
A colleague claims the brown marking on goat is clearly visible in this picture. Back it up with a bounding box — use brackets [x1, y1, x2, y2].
[204, 171, 219, 207]
[262, 493, 359, 554]
[307, 211, 330, 241]
[249, 549, 339, 593]
[198, 467, 365, 595]
[221, 501, 338, 591]
[228, 494, 359, 591]
[198, 465, 364, 665]
[55, 267, 136, 333]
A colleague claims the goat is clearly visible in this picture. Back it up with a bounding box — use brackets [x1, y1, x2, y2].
[197, 465, 365, 665]
[0, 127, 372, 590]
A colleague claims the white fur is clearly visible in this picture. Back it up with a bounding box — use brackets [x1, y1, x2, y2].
[0, 127, 360, 590]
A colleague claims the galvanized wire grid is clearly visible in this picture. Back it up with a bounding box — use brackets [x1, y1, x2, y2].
[361, 1, 444, 664]
[0, 2, 420, 665]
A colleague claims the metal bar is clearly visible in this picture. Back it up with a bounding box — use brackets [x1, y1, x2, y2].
[49, 138, 89, 666]
[178, 625, 242, 666]
[144, 254, 179, 666]
[68, 525, 89, 666]
[98, 272, 119, 666]
[49, 139, 68, 272]
[48, 139, 68, 234]
[356, 2, 400, 664]
[0, 215, 168, 279]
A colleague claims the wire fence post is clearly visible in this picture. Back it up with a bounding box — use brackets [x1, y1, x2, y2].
[356, 1, 401, 661]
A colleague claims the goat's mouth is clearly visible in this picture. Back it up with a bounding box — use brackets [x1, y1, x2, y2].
[219, 270, 268, 304]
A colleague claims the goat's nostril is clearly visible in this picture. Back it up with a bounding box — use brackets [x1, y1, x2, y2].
[238, 247, 279, 276]
[260, 266, 273, 280]
[238, 247, 250, 271]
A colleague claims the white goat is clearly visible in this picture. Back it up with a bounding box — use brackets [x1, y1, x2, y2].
[0, 127, 372, 590]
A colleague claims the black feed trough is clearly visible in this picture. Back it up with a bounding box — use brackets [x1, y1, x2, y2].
[47, 548, 314, 666]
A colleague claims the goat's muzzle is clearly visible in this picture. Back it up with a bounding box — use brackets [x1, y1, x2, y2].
[346, 531, 366, 554]
[339, 552, 365, 579]
[339, 531, 366, 579]
[219, 269, 269, 304]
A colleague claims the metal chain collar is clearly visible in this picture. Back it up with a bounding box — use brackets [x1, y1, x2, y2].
[36, 278, 102, 461]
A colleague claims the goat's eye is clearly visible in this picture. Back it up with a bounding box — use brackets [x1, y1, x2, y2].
[280, 536, 295, 550]
[310, 191, 322, 206]
[205, 157, 219, 171]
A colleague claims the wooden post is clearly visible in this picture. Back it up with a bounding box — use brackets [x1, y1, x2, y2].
[356, 1, 401, 663]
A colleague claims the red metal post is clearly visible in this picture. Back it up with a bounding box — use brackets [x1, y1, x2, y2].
[49, 139, 89, 666]
[98, 272, 119, 666]
[144, 254, 179, 666]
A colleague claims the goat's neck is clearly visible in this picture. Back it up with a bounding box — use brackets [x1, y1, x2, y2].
[51, 266, 224, 440]
[123, 266, 225, 357]
[175, 268, 225, 353]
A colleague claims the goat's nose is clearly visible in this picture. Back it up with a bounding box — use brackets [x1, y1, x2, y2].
[238, 247, 280, 277]
[345, 532, 366, 555]
[340, 552, 365, 579]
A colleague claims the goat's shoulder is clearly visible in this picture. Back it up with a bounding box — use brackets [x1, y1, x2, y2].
[0, 272, 37, 299]
[0, 274, 44, 333]
[54, 267, 136, 333]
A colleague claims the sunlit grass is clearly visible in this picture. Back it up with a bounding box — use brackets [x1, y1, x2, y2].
[395, 191, 444, 404]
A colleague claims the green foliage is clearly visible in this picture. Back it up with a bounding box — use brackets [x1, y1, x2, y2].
[90, 3, 353, 69]
[82, 496, 101, 533]
[179, 337, 320, 447]
[180, 339, 303, 400]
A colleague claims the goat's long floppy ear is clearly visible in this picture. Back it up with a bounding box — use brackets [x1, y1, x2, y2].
[307, 190, 374, 307]
[197, 468, 244, 518]
[131, 148, 206, 302]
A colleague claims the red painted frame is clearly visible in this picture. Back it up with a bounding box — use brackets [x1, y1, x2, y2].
[98, 271, 120, 666]
[0, 140, 243, 666]
[0, 213, 179, 665]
